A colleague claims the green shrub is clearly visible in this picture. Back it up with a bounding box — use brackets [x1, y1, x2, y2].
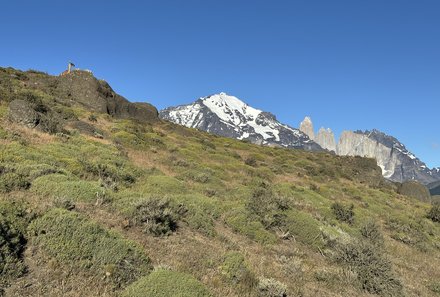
[0, 202, 30, 286]
[131, 197, 179, 236]
[331, 202, 355, 225]
[385, 215, 430, 248]
[0, 218, 26, 286]
[53, 196, 76, 210]
[360, 220, 384, 247]
[220, 252, 256, 290]
[224, 208, 277, 244]
[334, 239, 403, 296]
[427, 205, 440, 223]
[31, 174, 103, 203]
[79, 159, 136, 188]
[121, 269, 212, 297]
[246, 185, 289, 230]
[0, 171, 31, 193]
[245, 156, 257, 167]
[171, 194, 218, 237]
[285, 209, 323, 248]
[28, 208, 151, 287]
[257, 278, 287, 297]
[88, 114, 98, 122]
[429, 282, 440, 294]
[138, 175, 188, 195]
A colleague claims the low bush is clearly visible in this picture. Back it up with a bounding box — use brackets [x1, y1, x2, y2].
[0, 172, 31, 193]
[285, 209, 323, 248]
[171, 194, 218, 237]
[31, 174, 104, 203]
[246, 185, 289, 230]
[245, 156, 257, 167]
[138, 175, 188, 195]
[121, 269, 212, 297]
[224, 208, 277, 244]
[28, 208, 152, 287]
[131, 197, 179, 236]
[429, 282, 440, 294]
[220, 252, 256, 290]
[0, 218, 27, 286]
[0, 202, 30, 287]
[385, 215, 430, 249]
[334, 239, 403, 296]
[427, 205, 440, 223]
[88, 114, 98, 122]
[360, 220, 384, 247]
[257, 278, 287, 297]
[331, 202, 355, 225]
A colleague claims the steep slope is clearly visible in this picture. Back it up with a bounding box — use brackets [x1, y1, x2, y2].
[160, 93, 322, 151]
[429, 181, 440, 196]
[1, 67, 440, 297]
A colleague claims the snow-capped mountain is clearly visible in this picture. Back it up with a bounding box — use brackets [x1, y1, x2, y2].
[338, 129, 440, 185]
[160, 93, 322, 151]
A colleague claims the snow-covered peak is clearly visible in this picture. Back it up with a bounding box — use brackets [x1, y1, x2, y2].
[160, 93, 322, 151]
[200, 93, 261, 125]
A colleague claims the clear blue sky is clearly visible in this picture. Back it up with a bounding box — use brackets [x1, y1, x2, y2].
[1, 0, 439, 167]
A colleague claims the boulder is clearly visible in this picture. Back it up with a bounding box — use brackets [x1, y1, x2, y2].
[8, 100, 40, 128]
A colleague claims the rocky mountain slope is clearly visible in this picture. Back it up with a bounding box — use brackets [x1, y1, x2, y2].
[299, 117, 440, 185]
[160, 93, 322, 151]
[429, 181, 440, 196]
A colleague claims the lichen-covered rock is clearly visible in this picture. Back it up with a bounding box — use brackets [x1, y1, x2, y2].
[54, 71, 158, 122]
[7, 100, 40, 128]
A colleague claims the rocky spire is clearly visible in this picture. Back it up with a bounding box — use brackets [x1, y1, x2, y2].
[316, 127, 336, 152]
[299, 116, 314, 140]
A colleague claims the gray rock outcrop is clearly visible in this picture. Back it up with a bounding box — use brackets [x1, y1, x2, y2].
[299, 116, 314, 140]
[316, 127, 336, 152]
[8, 100, 40, 128]
[337, 130, 440, 184]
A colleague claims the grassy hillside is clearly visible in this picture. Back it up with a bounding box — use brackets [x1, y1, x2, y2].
[1, 67, 440, 297]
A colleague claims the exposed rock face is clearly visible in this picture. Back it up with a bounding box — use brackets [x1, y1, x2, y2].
[160, 93, 322, 151]
[337, 130, 440, 185]
[316, 127, 336, 152]
[429, 181, 440, 196]
[8, 100, 40, 128]
[299, 116, 314, 140]
[29, 70, 158, 123]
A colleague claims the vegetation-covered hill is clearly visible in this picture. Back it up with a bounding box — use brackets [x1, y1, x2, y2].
[0, 67, 439, 297]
